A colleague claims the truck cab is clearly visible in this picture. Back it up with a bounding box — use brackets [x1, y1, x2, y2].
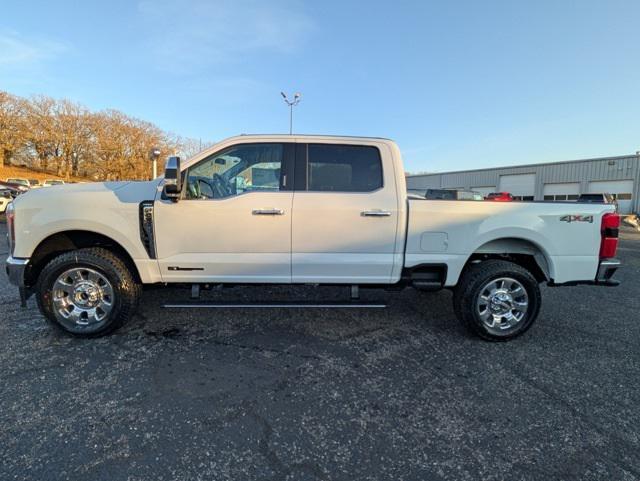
[155, 136, 404, 284]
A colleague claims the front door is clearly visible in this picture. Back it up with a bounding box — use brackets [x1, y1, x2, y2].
[154, 142, 294, 283]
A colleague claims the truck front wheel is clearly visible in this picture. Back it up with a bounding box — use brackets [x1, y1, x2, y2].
[36, 247, 141, 337]
[453, 259, 541, 341]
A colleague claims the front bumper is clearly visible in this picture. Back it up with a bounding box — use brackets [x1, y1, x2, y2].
[5, 256, 30, 306]
[5, 256, 29, 287]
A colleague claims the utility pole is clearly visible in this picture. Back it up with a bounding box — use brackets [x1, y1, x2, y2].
[281, 92, 301, 134]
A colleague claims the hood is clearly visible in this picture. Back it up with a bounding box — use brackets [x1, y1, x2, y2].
[13, 179, 163, 210]
[45, 181, 133, 193]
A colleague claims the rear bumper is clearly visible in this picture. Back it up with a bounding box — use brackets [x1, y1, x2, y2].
[595, 258, 621, 285]
[549, 258, 621, 287]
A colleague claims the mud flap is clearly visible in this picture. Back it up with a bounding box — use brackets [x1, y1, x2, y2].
[19, 287, 33, 308]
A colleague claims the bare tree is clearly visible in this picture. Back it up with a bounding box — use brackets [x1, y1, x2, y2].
[1, 90, 188, 181]
[0, 92, 26, 168]
[176, 136, 216, 160]
[23, 95, 60, 172]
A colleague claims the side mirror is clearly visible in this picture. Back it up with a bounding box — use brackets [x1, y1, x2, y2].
[1, 191, 10, 199]
[163, 156, 182, 202]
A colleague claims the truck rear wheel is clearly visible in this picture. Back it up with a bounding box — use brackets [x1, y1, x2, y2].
[36, 247, 141, 337]
[453, 259, 541, 341]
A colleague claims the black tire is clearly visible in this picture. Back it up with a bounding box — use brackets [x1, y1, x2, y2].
[36, 247, 141, 337]
[453, 259, 541, 341]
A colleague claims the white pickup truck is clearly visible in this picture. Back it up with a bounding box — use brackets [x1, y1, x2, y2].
[5, 135, 621, 340]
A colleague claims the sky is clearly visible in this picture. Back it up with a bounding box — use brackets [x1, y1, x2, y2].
[1, 0, 639, 173]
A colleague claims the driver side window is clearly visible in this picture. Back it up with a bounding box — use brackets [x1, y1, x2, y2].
[185, 143, 284, 200]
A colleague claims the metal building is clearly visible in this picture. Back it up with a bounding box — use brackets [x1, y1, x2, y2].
[406, 154, 640, 214]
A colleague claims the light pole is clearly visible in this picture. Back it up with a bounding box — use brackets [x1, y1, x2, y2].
[281, 91, 301, 134]
[70, 152, 77, 180]
[150, 148, 161, 179]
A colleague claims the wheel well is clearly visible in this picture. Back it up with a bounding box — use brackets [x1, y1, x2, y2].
[466, 238, 550, 283]
[26, 231, 141, 286]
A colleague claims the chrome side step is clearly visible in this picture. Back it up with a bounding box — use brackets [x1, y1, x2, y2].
[163, 301, 386, 309]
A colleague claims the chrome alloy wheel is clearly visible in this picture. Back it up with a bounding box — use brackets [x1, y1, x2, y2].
[475, 277, 529, 336]
[52, 267, 114, 331]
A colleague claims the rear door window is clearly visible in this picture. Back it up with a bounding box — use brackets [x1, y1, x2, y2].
[305, 144, 383, 192]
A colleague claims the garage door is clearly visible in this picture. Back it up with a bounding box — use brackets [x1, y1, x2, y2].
[471, 186, 496, 197]
[498, 174, 536, 200]
[543, 182, 580, 201]
[588, 180, 634, 214]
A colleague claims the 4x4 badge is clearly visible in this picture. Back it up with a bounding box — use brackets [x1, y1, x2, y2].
[560, 215, 593, 223]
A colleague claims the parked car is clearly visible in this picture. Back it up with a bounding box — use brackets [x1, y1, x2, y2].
[28, 179, 42, 189]
[42, 179, 65, 187]
[5, 135, 621, 341]
[485, 192, 514, 202]
[577, 193, 619, 212]
[425, 189, 484, 201]
[6, 178, 31, 188]
[0, 189, 11, 213]
[0, 180, 29, 195]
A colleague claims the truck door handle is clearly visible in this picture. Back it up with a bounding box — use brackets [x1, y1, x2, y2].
[252, 208, 284, 216]
[361, 210, 392, 217]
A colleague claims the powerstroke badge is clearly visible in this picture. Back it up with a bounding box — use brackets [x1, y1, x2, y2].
[560, 215, 594, 223]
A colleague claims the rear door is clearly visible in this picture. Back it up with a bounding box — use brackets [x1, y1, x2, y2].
[291, 142, 400, 283]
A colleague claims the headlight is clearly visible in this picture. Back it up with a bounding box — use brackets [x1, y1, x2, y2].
[6, 202, 15, 256]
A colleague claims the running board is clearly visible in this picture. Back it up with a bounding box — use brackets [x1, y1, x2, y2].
[163, 301, 386, 309]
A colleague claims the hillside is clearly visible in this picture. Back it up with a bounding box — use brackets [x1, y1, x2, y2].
[0, 165, 87, 184]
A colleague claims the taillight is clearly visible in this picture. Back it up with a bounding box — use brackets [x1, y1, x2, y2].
[6, 202, 15, 256]
[599, 212, 620, 259]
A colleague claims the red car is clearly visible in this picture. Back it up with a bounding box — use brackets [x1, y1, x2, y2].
[485, 192, 514, 202]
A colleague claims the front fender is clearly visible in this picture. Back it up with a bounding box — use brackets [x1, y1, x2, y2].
[12, 181, 159, 261]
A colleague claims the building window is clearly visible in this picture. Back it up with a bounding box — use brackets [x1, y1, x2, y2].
[544, 194, 577, 201]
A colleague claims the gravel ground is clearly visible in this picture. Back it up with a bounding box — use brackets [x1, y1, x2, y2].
[1, 218, 639, 481]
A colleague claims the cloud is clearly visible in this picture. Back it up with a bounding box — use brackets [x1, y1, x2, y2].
[137, 0, 314, 72]
[0, 31, 66, 68]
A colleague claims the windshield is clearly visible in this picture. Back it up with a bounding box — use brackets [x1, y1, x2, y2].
[578, 194, 604, 201]
[7, 179, 28, 186]
[426, 189, 457, 200]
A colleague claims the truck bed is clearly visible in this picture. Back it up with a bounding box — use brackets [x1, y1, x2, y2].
[405, 199, 614, 285]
